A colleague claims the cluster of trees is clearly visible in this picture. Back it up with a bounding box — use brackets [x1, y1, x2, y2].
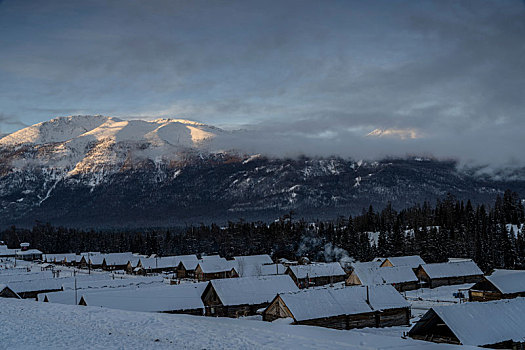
[1, 190, 523, 272]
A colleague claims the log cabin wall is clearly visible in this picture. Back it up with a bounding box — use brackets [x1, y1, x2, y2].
[393, 281, 419, 292]
[377, 308, 410, 327]
[297, 314, 348, 330]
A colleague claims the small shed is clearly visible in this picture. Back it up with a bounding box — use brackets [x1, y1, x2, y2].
[286, 262, 346, 288]
[263, 284, 410, 329]
[409, 298, 525, 348]
[469, 269, 525, 302]
[201, 275, 299, 317]
[0, 284, 21, 299]
[380, 255, 425, 271]
[416, 261, 483, 288]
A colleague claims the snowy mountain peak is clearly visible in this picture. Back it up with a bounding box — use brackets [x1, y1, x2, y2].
[0, 115, 111, 146]
[0, 115, 222, 175]
[0, 115, 219, 147]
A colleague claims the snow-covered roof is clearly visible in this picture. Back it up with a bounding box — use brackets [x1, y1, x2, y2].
[420, 261, 483, 279]
[44, 253, 77, 262]
[383, 255, 425, 269]
[80, 283, 208, 312]
[177, 255, 199, 270]
[38, 290, 80, 304]
[103, 253, 135, 266]
[365, 284, 410, 311]
[236, 263, 286, 277]
[0, 246, 16, 256]
[209, 275, 298, 306]
[277, 285, 409, 322]
[16, 249, 43, 256]
[287, 263, 346, 279]
[277, 286, 371, 321]
[197, 258, 235, 274]
[412, 298, 525, 346]
[80, 252, 101, 256]
[0, 283, 20, 298]
[201, 255, 222, 261]
[352, 264, 417, 285]
[61, 275, 164, 291]
[139, 256, 180, 270]
[380, 266, 418, 284]
[233, 254, 273, 266]
[7, 278, 64, 293]
[89, 255, 105, 265]
[350, 263, 384, 285]
[483, 269, 525, 294]
[0, 271, 54, 284]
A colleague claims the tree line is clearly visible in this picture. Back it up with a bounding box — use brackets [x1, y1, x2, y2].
[1, 190, 523, 272]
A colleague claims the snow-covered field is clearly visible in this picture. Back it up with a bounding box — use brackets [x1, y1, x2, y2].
[0, 259, 484, 349]
[0, 298, 478, 350]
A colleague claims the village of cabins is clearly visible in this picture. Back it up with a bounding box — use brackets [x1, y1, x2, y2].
[1, 241, 524, 349]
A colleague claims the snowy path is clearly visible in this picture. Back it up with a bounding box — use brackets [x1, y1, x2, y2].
[0, 298, 477, 350]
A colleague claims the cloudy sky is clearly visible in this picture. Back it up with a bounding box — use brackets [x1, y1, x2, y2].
[1, 0, 524, 165]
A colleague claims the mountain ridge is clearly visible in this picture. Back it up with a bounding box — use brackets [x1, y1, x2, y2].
[1, 115, 524, 228]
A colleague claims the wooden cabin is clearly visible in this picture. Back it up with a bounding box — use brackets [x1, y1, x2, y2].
[83, 254, 104, 270]
[195, 258, 237, 281]
[232, 255, 280, 277]
[15, 249, 43, 261]
[175, 255, 199, 278]
[133, 256, 181, 275]
[263, 284, 410, 329]
[469, 269, 525, 302]
[201, 275, 299, 317]
[346, 263, 419, 292]
[415, 261, 483, 288]
[0, 284, 21, 299]
[286, 262, 346, 288]
[125, 260, 139, 274]
[409, 298, 525, 349]
[101, 253, 135, 271]
[380, 255, 425, 272]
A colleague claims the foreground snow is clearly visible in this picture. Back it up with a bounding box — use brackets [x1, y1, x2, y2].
[0, 298, 477, 350]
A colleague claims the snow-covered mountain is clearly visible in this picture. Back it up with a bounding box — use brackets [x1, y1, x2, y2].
[0, 115, 220, 175]
[1, 115, 524, 228]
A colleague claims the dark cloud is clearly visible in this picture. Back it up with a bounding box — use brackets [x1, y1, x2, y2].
[0, 113, 27, 133]
[0, 0, 524, 167]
